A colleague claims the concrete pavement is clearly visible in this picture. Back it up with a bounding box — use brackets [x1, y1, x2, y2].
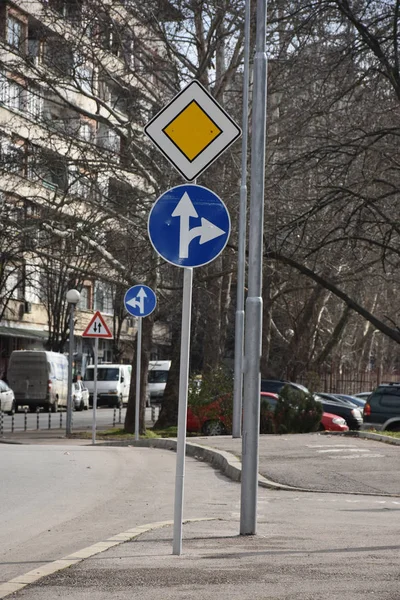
[4, 489, 400, 600]
[1, 431, 399, 599]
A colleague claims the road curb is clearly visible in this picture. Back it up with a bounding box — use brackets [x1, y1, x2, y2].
[0, 517, 214, 599]
[102, 437, 400, 497]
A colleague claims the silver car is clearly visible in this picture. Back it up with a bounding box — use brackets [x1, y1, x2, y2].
[72, 380, 90, 411]
[0, 380, 16, 415]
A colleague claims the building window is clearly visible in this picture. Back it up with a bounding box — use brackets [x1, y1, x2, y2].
[79, 285, 91, 310]
[9, 80, 26, 111]
[79, 123, 93, 142]
[27, 88, 43, 118]
[0, 74, 27, 113]
[7, 16, 24, 50]
[94, 284, 113, 314]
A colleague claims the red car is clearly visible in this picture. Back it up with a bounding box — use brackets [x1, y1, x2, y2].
[320, 412, 349, 432]
[187, 392, 279, 436]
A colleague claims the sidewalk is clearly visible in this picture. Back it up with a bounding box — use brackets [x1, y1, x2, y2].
[1, 431, 399, 599]
[4, 501, 399, 600]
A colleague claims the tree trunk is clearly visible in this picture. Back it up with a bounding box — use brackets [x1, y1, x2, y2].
[153, 322, 180, 429]
[124, 316, 153, 435]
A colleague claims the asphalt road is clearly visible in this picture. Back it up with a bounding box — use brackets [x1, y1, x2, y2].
[0, 443, 237, 584]
[2, 444, 400, 600]
[192, 433, 400, 495]
[0, 407, 160, 433]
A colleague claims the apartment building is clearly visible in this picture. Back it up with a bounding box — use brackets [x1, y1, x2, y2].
[0, 0, 173, 375]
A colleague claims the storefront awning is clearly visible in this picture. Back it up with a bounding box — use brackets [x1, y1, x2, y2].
[0, 326, 49, 340]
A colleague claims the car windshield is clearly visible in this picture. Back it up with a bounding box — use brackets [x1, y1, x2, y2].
[84, 368, 119, 382]
[148, 370, 169, 384]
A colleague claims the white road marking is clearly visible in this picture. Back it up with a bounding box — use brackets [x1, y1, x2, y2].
[307, 444, 358, 448]
[317, 448, 370, 453]
[327, 453, 384, 460]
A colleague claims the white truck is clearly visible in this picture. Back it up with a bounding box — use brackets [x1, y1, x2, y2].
[83, 363, 131, 408]
[148, 360, 171, 403]
[8, 350, 68, 412]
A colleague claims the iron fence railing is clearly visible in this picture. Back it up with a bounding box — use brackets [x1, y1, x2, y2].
[0, 405, 160, 436]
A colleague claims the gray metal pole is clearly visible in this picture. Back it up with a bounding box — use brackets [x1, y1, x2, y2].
[92, 337, 98, 445]
[172, 267, 193, 556]
[232, 0, 252, 439]
[240, 0, 268, 535]
[135, 318, 142, 442]
[66, 304, 74, 436]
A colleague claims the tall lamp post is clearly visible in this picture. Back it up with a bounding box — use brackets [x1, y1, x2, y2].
[66, 289, 80, 436]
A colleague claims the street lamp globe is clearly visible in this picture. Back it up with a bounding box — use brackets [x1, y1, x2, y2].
[66, 289, 81, 304]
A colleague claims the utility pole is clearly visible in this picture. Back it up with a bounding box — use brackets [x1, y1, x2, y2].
[240, 0, 268, 535]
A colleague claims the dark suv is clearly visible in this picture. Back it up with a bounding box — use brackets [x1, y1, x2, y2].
[362, 383, 400, 431]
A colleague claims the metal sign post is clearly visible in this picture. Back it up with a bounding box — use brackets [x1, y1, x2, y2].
[92, 337, 98, 445]
[148, 183, 231, 556]
[124, 285, 157, 442]
[135, 318, 142, 442]
[240, 0, 268, 536]
[172, 267, 193, 555]
[82, 310, 113, 446]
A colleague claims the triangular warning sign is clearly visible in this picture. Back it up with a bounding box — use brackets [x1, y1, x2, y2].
[82, 311, 113, 338]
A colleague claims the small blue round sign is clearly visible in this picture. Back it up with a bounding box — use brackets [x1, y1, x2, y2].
[124, 285, 157, 318]
[148, 184, 230, 268]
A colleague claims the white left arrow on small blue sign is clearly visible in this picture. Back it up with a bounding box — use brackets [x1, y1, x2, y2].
[124, 285, 157, 318]
[148, 184, 230, 268]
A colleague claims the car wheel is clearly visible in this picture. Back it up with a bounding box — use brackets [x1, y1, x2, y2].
[76, 400, 84, 412]
[7, 400, 16, 416]
[83, 402, 89, 411]
[51, 399, 59, 413]
[202, 420, 226, 436]
[386, 424, 400, 432]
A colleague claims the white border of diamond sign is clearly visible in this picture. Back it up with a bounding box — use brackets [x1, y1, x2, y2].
[144, 80, 241, 181]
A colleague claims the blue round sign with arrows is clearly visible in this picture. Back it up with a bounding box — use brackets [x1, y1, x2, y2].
[124, 285, 157, 318]
[148, 184, 231, 268]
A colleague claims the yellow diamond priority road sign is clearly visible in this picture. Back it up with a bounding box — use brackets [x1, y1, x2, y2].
[144, 80, 241, 181]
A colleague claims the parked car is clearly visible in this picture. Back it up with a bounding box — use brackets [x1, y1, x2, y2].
[261, 379, 310, 395]
[315, 393, 363, 430]
[187, 391, 346, 435]
[8, 351, 68, 412]
[148, 360, 171, 403]
[72, 380, 89, 411]
[320, 412, 349, 432]
[187, 393, 233, 435]
[332, 393, 366, 413]
[355, 391, 372, 400]
[0, 380, 16, 415]
[362, 382, 400, 431]
[84, 364, 131, 408]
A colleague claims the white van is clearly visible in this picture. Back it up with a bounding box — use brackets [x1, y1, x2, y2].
[8, 351, 68, 412]
[84, 364, 131, 408]
[148, 360, 171, 403]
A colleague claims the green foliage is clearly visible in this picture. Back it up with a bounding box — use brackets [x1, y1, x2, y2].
[260, 397, 276, 434]
[188, 366, 233, 408]
[273, 385, 323, 434]
[188, 366, 233, 433]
